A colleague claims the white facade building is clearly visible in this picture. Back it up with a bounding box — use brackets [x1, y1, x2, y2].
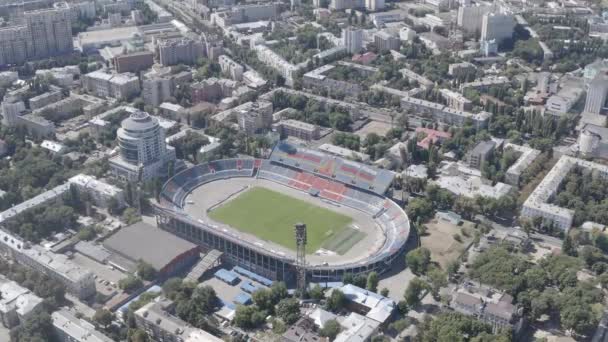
[219, 55, 245, 81]
[584, 72, 608, 114]
[109, 111, 177, 181]
[83, 70, 141, 100]
[52, 309, 113, 342]
[158, 38, 204, 66]
[343, 27, 363, 54]
[457, 4, 492, 34]
[521, 156, 608, 231]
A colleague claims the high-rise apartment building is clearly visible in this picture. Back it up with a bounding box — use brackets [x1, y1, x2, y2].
[0, 3, 73, 65]
[585, 72, 608, 114]
[343, 27, 363, 54]
[480, 12, 515, 43]
[457, 4, 491, 34]
[158, 38, 204, 66]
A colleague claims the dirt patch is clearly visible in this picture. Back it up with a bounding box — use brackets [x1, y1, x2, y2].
[421, 219, 476, 269]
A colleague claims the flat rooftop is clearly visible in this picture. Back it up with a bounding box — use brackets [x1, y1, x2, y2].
[103, 222, 197, 271]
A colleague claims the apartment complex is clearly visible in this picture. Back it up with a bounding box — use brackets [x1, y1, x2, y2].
[503, 143, 541, 186]
[481, 12, 515, 43]
[400, 96, 491, 127]
[0, 277, 43, 329]
[83, 70, 141, 100]
[219, 55, 245, 81]
[135, 298, 222, 342]
[158, 38, 204, 66]
[52, 309, 113, 342]
[0, 2, 73, 66]
[343, 27, 363, 54]
[273, 119, 320, 141]
[521, 156, 608, 231]
[584, 71, 608, 114]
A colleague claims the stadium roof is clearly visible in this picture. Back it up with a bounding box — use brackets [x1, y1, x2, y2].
[269, 141, 395, 195]
[103, 222, 197, 271]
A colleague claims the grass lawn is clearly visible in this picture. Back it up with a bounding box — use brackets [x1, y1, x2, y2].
[208, 187, 353, 253]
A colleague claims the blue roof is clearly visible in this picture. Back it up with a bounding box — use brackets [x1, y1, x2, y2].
[215, 269, 240, 284]
[118, 285, 162, 314]
[240, 281, 262, 294]
[233, 266, 273, 287]
[221, 299, 237, 310]
[233, 292, 252, 305]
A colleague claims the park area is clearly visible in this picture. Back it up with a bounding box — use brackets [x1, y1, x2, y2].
[208, 187, 362, 254]
[420, 218, 476, 269]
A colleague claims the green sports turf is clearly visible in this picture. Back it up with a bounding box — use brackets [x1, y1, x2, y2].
[208, 187, 354, 253]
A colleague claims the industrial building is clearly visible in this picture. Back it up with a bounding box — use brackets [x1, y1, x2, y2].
[103, 222, 199, 276]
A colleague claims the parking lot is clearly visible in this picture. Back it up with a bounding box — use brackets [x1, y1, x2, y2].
[71, 253, 126, 296]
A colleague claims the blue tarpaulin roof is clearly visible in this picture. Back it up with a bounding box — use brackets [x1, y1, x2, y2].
[233, 292, 252, 305]
[215, 269, 240, 285]
[233, 266, 273, 287]
[240, 281, 262, 294]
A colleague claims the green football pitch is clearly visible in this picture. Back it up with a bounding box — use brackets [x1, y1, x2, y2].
[208, 187, 361, 254]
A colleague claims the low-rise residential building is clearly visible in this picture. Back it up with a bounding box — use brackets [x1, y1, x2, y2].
[158, 37, 204, 66]
[303, 62, 379, 97]
[416, 127, 452, 149]
[83, 70, 141, 100]
[254, 44, 304, 87]
[114, 51, 154, 73]
[68, 174, 125, 209]
[448, 62, 476, 77]
[135, 298, 223, 342]
[29, 90, 63, 110]
[468, 140, 495, 169]
[504, 143, 541, 186]
[52, 309, 114, 342]
[273, 119, 320, 141]
[451, 285, 521, 334]
[401, 96, 491, 128]
[335, 284, 396, 324]
[190, 78, 238, 103]
[440, 88, 473, 111]
[0, 277, 43, 328]
[373, 31, 400, 51]
[219, 55, 245, 81]
[235, 100, 273, 134]
[521, 156, 608, 231]
[318, 143, 371, 162]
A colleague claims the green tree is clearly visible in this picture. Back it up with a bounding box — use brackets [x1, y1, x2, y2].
[119, 275, 143, 293]
[93, 309, 114, 329]
[319, 319, 341, 340]
[404, 277, 427, 307]
[380, 288, 389, 297]
[366, 272, 379, 293]
[326, 289, 347, 312]
[270, 282, 288, 303]
[276, 298, 300, 324]
[427, 269, 447, 297]
[309, 285, 325, 301]
[406, 247, 432, 275]
[252, 288, 274, 313]
[234, 305, 265, 329]
[128, 329, 149, 342]
[136, 261, 157, 281]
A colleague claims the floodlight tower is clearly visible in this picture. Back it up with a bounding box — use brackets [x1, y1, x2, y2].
[295, 222, 307, 297]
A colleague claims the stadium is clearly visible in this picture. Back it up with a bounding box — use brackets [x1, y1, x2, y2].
[155, 141, 411, 283]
